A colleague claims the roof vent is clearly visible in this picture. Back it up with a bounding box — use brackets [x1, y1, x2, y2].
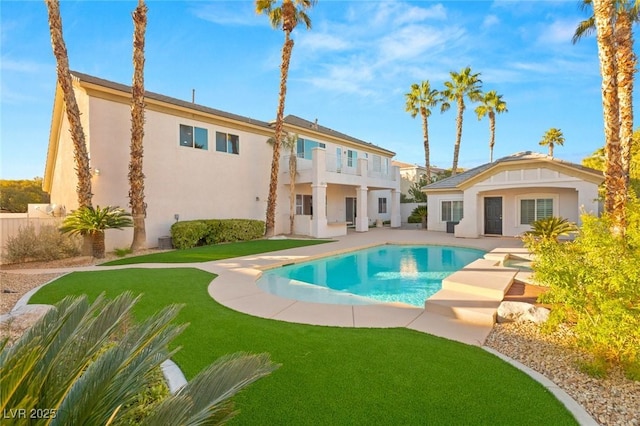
[312, 118, 319, 130]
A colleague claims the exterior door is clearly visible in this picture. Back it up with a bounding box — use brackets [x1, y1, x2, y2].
[345, 197, 357, 224]
[484, 197, 503, 235]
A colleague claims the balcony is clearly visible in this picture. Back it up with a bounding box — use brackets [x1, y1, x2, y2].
[281, 148, 398, 190]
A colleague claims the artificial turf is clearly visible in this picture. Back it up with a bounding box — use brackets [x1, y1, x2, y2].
[29, 268, 577, 425]
[100, 239, 333, 265]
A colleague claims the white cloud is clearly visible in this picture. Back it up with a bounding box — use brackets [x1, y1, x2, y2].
[482, 14, 500, 29]
[297, 32, 351, 52]
[0, 58, 46, 73]
[538, 18, 581, 45]
[191, 3, 262, 26]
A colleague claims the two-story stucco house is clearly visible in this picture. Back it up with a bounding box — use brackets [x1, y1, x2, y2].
[423, 152, 603, 238]
[43, 72, 401, 250]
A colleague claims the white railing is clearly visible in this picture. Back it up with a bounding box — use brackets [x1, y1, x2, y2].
[325, 153, 358, 175]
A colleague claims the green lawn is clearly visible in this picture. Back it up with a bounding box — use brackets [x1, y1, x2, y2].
[30, 268, 577, 425]
[101, 239, 333, 265]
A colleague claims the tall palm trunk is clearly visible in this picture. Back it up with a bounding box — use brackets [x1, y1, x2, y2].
[421, 108, 431, 183]
[288, 148, 297, 234]
[489, 111, 496, 162]
[44, 0, 92, 209]
[129, 0, 148, 250]
[265, 33, 294, 237]
[615, 11, 635, 190]
[593, 0, 626, 235]
[452, 97, 465, 175]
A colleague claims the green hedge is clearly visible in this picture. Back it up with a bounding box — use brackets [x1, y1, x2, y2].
[170, 219, 265, 249]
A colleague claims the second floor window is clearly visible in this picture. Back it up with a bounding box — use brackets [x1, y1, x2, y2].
[216, 132, 239, 154]
[179, 125, 208, 150]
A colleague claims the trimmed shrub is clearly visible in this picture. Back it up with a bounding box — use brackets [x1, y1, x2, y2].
[5, 224, 81, 263]
[171, 219, 265, 249]
[170, 221, 208, 249]
[203, 219, 265, 244]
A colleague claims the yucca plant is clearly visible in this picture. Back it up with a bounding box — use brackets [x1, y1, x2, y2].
[0, 293, 278, 425]
[60, 205, 134, 258]
[525, 216, 577, 241]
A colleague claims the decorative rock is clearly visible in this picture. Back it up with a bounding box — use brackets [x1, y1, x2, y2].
[497, 301, 550, 324]
[0, 304, 53, 342]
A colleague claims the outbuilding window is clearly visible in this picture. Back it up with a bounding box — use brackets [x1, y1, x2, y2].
[520, 198, 553, 224]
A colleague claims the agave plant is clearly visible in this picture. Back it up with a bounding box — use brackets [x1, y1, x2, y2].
[0, 293, 278, 425]
[60, 205, 133, 258]
[525, 216, 577, 241]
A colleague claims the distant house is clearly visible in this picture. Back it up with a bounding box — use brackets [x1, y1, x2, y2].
[392, 160, 445, 199]
[43, 72, 401, 250]
[422, 152, 603, 237]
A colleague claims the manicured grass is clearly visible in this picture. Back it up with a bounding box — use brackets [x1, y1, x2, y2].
[30, 268, 577, 425]
[101, 239, 333, 265]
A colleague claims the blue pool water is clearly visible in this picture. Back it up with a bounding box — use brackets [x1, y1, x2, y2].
[257, 245, 485, 307]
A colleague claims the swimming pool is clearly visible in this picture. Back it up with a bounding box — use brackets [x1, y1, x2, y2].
[257, 245, 485, 307]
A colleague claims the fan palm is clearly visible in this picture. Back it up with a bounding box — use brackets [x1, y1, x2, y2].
[44, 0, 92, 209]
[129, 0, 148, 251]
[440, 67, 483, 175]
[405, 81, 439, 182]
[575, 0, 635, 235]
[539, 127, 565, 157]
[268, 132, 299, 234]
[0, 292, 278, 425]
[60, 205, 133, 258]
[256, 0, 316, 237]
[475, 90, 508, 162]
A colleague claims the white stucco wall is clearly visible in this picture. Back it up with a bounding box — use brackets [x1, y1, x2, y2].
[52, 92, 279, 250]
[428, 166, 601, 238]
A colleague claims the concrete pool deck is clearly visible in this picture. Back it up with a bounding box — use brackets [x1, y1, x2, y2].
[204, 228, 525, 346]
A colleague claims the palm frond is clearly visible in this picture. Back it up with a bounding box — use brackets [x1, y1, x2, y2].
[144, 352, 279, 425]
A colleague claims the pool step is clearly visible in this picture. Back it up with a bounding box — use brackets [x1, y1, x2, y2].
[425, 289, 501, 326]
[424, 255, 520, 326]
[442, 268, 518, 299]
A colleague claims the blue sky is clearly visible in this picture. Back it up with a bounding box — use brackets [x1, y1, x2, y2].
[1, 0, 638, 179]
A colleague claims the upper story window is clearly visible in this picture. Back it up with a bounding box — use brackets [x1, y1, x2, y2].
[297, 138, 326, 159]
[216, 131, 239, 155]
[347, 150, 357, 167]
[180, 124, 208, 150]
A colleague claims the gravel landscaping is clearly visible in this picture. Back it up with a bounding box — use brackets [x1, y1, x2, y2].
[1, 255, 638, 425]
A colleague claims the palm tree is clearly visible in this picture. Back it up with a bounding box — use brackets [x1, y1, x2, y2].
[0, 293, 278, 425]
[405, 81, 439, 182]
[575, 0, 634, 234]
[539, 127, 565, 157]
[44, 0, 92, 209]
[592, 0, 627, 234]
[60, 205, 133, 258]
[129, 0, 148, 251]
[573, 0, 637, 192]
[268, 132, 299, 235]
[256, 0, 316, 237]
[440, 67, 483, 175]
[475, 90, 508, 162]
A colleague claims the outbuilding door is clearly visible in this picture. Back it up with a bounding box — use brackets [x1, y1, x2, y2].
[484, 197, 503, 235]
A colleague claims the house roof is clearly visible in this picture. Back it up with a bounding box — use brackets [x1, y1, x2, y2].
[69, 71, 274, 129]
[392, 160, 446, 173]
[423, 151, 604, 192]
[282, 115, 395, 156]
